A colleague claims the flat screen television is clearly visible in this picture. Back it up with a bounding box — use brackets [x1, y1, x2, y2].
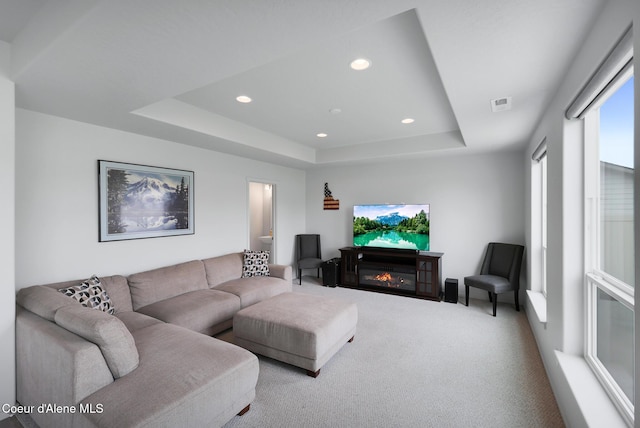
[353, 204, 430, 251]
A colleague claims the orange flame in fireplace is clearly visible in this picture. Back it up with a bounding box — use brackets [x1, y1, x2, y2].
[374, 272, 393, 282]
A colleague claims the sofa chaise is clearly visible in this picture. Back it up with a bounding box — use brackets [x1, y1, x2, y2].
[15, 251, 292, 428]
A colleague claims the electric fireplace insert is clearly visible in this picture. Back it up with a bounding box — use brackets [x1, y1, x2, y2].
[358, 262, 416, 293]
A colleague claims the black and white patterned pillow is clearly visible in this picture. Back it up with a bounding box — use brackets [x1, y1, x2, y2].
[242, 250, 270, 278]
[59, 275, 115, 314]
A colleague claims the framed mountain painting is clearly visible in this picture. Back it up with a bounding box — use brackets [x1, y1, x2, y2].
[98, 160, 194, 242]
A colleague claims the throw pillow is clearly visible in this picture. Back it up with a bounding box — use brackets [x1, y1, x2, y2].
[242, 250, 270, 278]
[59, 275, 115, 314]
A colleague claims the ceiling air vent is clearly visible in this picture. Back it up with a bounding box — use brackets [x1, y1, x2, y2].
[490, 97, 512, 112]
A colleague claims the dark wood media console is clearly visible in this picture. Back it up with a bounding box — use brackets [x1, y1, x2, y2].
[339, 247, 443, 301]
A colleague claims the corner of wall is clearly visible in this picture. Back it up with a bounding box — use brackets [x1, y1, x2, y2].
[0, 40, 16, 420]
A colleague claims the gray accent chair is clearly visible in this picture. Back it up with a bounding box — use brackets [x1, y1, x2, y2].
[296, 234, 322, 285]
[464, 242, 525, 316]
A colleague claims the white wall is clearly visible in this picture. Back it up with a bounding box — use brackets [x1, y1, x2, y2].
[0, 41, 15, 421]
[15, 109, 306, 288]
[524, 0, 637, 426]
[305, 150, 526, 299]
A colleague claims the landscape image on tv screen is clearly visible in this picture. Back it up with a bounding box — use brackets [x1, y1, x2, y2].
[353, 204, 430, 251]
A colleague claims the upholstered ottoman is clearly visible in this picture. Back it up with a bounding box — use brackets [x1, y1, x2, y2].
[233, 292, 357, 377]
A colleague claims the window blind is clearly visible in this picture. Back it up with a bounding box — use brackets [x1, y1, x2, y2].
[532, 137, 547, 162]
[565, 25, 633, 120]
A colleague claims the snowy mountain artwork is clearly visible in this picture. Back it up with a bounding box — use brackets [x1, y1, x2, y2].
[98, 161, 194, 241]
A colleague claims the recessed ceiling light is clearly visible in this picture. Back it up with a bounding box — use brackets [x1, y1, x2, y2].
[236, 95, 252, 103]
[350, 58, 371, 71]
[401, 118, 415, 124]
[317, 133, 328, 138]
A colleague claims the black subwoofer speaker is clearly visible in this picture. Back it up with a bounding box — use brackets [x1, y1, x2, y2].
[444, 278, 458, 303]
[321, 258, 341, 287]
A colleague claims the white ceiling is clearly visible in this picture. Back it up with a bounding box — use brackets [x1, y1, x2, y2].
[3, 0, 605, 168]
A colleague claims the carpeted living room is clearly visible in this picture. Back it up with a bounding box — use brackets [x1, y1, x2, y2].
[219, 278, 563, 428]
[2, 1, 639, 428]
[5, 276, 563, 428]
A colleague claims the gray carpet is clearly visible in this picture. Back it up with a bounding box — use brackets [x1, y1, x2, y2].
[0, 417, 22, 428]
[221, 278, 564, 428]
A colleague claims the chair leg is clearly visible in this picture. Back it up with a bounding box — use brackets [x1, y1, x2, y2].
[492, 293, 497, 317]
[298, 269, 302, 285]
[317, 268, 320, 278]
[488, 291, 492, 302]
[465, 285, 469, 306]
[514, 291, 520, 311]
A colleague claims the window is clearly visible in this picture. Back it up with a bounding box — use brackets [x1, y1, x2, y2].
[564, 23, 634, 426]
[531, 139, 548, 297]
[584, 71, 634, 425]
[529, 138, 548, 322]
[540, 152, 548, 297]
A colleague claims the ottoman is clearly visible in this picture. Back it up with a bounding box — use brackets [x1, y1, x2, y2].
[233, 292, 358, 377]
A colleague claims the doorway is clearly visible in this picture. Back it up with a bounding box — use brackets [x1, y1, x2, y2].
[248, 181, 275, 263]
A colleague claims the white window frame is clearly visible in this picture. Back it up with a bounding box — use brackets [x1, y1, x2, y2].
[540, 152, 548, 297]
[528, 139, 548, 323]
[583, 65, 634, 426]
[585, 274, 634, 424]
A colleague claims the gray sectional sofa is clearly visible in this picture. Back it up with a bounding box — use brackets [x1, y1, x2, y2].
[15, 252, 292, 428]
